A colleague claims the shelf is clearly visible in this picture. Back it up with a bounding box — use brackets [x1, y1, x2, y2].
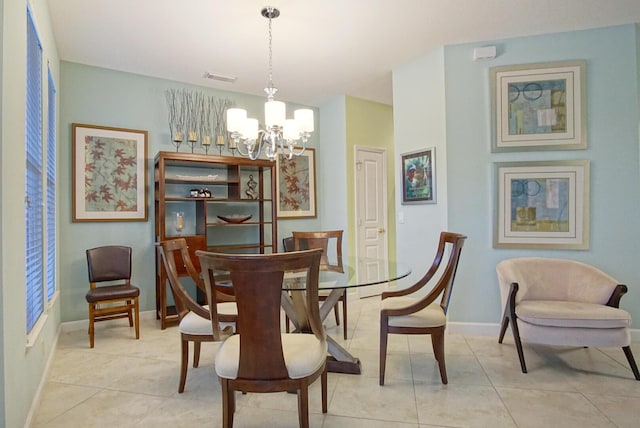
[154, 151, 277, 329]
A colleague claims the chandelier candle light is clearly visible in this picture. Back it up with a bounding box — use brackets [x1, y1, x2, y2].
[226, 6, 314, 160]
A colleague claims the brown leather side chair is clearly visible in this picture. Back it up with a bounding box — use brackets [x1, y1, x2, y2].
[85, 245, 140, 348]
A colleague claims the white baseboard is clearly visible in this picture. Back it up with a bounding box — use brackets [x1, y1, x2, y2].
[447, 321, 640, 343]
[60, 310, 157, 333]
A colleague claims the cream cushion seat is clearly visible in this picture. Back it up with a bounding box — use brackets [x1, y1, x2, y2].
[180, 304, 235, 335]
[381, 297, 446, 328]
[216, 334, 328, 380]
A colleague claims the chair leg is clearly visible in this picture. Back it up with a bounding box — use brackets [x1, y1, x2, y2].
[333, 303, 340, 326]
[379, 315, 388, 385]
[179, 337, 189, 393]
[431, 328, 448, 384]
[127, 299, 134, 327]
[285, 314, 290, 333]
[133, 298, 140, 339]
[88, 304, 95, 348]
[509, 317, 527, 373]
[498, 312, 509, 343]
[193, 341, 201, 368]
[342, 292, 348, 340]
[321, 365, 328, 413]
[221, 378, 234, 428]
[298, 382, 310, 428]
[622, 346, 640, 380]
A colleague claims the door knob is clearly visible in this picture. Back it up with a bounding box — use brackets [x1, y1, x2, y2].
[378, 228, 385, 233]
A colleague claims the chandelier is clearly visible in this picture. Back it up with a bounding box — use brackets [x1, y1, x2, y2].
[226, 6, 314, 160]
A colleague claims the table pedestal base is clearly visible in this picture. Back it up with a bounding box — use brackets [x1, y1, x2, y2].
[326, 356, 361, 374]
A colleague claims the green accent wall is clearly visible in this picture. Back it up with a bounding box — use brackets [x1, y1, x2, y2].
[345, 97, 396, 261]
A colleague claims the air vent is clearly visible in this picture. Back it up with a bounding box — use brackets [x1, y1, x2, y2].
[203, 72, 237, 83]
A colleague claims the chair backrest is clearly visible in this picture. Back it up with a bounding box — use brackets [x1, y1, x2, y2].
[411, 232, 466, 314]
[292, 230, 343, 272]
[86, 245, 132, 285]
[282, 236, 295, 252]
[496, 257, 619, 307]
[156, 239, 220, 332]
[197, 249, 324, 380]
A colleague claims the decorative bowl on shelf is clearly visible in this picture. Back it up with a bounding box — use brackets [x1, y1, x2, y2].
[217, 214, 252, 223]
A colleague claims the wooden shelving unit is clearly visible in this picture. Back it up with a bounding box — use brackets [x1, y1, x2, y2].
[154, 151, 277, 328]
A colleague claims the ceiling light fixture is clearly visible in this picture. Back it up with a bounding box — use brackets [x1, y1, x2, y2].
[226, 6, 314, 160]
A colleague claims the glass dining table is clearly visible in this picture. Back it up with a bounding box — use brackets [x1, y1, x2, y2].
[281, 256, 411, 374]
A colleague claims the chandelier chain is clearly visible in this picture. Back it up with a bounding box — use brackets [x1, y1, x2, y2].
[268, 12, 273, 89]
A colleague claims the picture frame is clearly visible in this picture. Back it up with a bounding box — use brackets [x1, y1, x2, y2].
[401, 147, 436, 205]
[490, 60, 586, 152]
[72, 123, 148, 222]
[494, 160, 590, 249]
[276, 148, 317, 218]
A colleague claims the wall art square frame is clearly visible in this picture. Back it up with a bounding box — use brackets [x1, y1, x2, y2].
[276, 148, 317, 219]
[490, 60, 587, 152]
[494, 160, 589, 250]
[72, 123, 148, 222]
[401, 147, 436, 205]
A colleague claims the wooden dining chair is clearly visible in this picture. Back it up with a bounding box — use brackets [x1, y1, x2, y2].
[197, 249, 328, 428]
[291, 230, 348, 340]
[156, 238, 235, 393]
[85, 245, 140, 348]
[379, 232, 467, 385]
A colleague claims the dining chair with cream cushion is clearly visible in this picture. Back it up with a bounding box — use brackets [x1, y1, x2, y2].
[497, 257, 639, 380]
[379, 232, 467, 385]
[156, 239, 235, 393]
[197, 248, 327, 428]
[289, 230, 347, 340]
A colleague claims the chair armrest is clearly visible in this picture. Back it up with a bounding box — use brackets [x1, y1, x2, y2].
[381, 266, 438, 300]
[606, 284, 628, 308]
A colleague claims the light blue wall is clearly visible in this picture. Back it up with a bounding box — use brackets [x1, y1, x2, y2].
[317, 96, 348, 235]
[1, 1, 60, 427]
[393, 46, 449, 286]
[394, 24, 640, 326]
[59, 62, 320, 321]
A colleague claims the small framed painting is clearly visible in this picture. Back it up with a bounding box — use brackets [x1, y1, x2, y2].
[72, 124, 148, 222]
[494, 160, 590, 249]
[276, 148, 317, 218]
[401, 148, 436, 205]
[490, 60, 586, 152]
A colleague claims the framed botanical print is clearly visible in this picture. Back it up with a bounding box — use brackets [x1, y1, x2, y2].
[72, 124, 148, 222]
[276, 148, 317, 218]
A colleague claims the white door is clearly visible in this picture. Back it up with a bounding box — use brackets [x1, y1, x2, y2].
[355, 146, 389, 298]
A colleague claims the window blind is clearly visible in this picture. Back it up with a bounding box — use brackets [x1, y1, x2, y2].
[26, 8, 44, 332]
[46, 68, 56, 301]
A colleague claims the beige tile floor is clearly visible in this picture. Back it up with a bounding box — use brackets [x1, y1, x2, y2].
[32, 297, 640, 427]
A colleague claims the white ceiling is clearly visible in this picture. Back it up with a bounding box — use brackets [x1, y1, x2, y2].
[47, 0, 640, 106]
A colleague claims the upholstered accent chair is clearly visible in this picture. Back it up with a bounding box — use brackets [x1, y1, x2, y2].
[497, 257, 639, 380]
[85, 245, 140, 348]
[197, 249, 328, 428]
[379, 232, 467, 385]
